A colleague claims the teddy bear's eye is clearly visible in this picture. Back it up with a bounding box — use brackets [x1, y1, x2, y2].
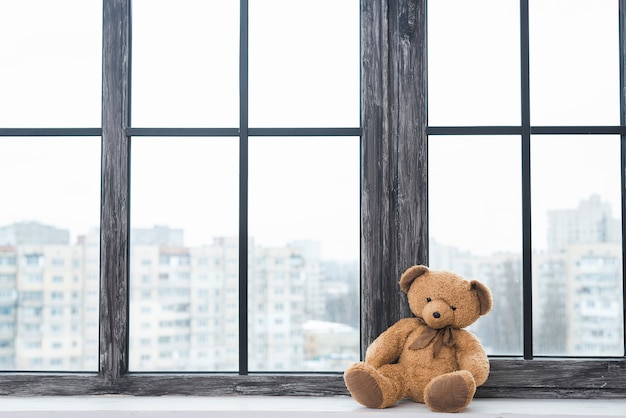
[426, 297, 432, 303]
[451, 305, 457, 311]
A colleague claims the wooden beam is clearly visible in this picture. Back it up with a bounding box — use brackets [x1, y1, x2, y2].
[100, 0, 131, 386]
[361, 0, 428, 350]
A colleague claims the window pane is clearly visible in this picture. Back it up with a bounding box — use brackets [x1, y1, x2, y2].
[428, 136, 523, 356]
[529, 0, 619, 126]
[129, 138, 239, 371]
[0, 1, 102, 128]
[249, 0, 360, 128]
[0, 138, 101, 371]
[532, 136, 623, 356]
[248, 137, 360, 371]
[131, 0, 239, 128]
[427, 0, 520, 126]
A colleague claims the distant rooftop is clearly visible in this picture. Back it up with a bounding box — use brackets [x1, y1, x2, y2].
[0, 221, 70, 246]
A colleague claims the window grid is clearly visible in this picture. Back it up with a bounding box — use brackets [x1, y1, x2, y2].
[0, 0, 359, 390]
[0, 0, 359, 394]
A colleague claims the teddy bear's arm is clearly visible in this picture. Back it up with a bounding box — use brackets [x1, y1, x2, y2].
[364, 318, 418, 368]
[453, 330, 490, 386]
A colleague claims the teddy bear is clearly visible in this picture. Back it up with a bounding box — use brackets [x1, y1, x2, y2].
[343, 265, 492, 413]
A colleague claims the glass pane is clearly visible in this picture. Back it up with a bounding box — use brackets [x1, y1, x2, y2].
[0, 138, 101, 371]
[0, 0, 102, 128]
[249, 137, 360, 371]
[428, 0, 520, 126]
[129, 138, 239, 371]
[532, 136, 623, 356]
[428, 136, 523, 356]
[529, 0, 619, 125]
[249, 0, 360, 128]
[131, 0, 239, 128]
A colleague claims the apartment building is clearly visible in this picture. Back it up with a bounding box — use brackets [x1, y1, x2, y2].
[565, 243, 622, 355]
[128, 231, 357, 372]
[0, 246, 18, 369]
[0, 222, 358, 372]
[0, 223, 99, 371]
[430, 194, 623, 357]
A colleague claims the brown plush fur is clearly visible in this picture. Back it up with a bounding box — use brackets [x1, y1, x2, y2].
[344, 265, 492, 413]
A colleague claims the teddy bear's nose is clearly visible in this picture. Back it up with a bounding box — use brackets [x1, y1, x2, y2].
[433, 312, 441, 319]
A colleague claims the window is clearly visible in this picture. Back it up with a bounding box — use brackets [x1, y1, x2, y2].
[0, 0, 624, 398]
[0, 0, 359, 394]
[428, 0, 623, 359]
[426, 0, 624, 360]
[0, 0, 102, 374]
[50, 259, 65, 268]
[126, 0, 359, 374]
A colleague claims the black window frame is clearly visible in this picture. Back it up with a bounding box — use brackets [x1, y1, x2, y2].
[0, 0, 625, 398]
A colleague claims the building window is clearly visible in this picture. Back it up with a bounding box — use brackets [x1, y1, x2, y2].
[50, 259, 65, 267]
[0, 256, 17, 267]
[23, 254, 44, 267]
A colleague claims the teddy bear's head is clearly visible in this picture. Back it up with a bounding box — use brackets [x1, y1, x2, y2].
[399, 265, 492, 330]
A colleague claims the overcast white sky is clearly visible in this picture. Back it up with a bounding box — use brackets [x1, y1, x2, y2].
[0, 0, 360, 261]
[0, 0, 622, 259]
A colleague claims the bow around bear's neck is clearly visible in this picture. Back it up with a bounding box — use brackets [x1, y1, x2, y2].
[409, 317, 456, 358]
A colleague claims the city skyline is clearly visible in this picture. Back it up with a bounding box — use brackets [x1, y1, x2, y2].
[431, 193, 623, 357]
[0, 224, 360, 372]
[0, 191, 622, 373]
[2, 192, 619, 258]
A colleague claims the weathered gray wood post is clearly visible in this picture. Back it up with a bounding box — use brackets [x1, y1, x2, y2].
[361, 0, 428, 352]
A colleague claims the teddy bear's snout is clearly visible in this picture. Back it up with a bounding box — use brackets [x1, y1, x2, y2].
[422, 300, 454, 328]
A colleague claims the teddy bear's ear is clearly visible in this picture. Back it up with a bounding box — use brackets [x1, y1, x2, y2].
[399, 265, 429, 293]
[470, 280, 492, 315]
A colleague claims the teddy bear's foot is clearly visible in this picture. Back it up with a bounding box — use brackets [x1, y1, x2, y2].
[424, 370, 476, 413]
[344, 362, 407, 409]
[344, 364, 384, 408]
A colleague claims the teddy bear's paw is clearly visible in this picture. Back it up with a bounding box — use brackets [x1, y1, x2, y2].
[424, 371, 476, 413]
[344, 365, 384, 408]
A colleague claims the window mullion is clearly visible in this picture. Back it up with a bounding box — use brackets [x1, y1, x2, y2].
[361, 0, 427, 349]
[619, 0, 626, 357]
[520, 0, 533, 361]
[239, 0, 249, 375]
[101, 0, 132, 385]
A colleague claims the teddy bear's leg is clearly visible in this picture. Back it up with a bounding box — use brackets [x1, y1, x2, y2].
[344, 362, 407, 409]
[424, 370, 477, 413]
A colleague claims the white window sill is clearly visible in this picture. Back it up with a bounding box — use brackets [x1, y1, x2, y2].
[0, 396, 625, 417]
